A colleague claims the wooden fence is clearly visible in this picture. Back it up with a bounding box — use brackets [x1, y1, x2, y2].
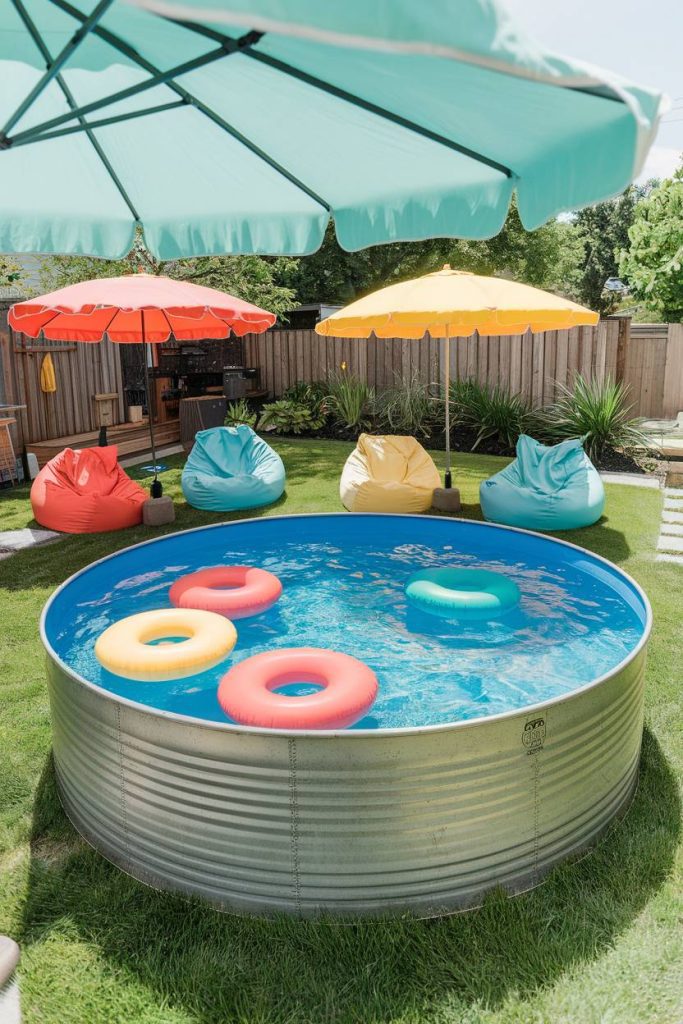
[245, 319, 633, 410]
[623, 323, 683, 418]
[245, 318, 683, 418]
[3, 300, 683, 452]
[0, 300, 125, 448]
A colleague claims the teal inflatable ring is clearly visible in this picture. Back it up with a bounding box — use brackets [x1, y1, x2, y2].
[405, 568, 520, 621]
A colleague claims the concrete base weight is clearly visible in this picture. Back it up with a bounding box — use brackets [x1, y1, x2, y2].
[432, 487, 461, 513]
[143, 496, 175, 526]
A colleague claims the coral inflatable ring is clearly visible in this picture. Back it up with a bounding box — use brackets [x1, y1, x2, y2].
[406, 567, 520, 621]
[170, 565, 282, 620]
[218, 647, 378, 730]
[95, 608, 237, 681]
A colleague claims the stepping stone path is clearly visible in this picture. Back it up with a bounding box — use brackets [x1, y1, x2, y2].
[657, 489, 683, 565]
[0, 528, 63, 560]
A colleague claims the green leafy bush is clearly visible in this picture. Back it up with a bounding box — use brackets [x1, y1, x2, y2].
[224, 399, 257, 428]
[283, 380, 329, 419]
[449, 378, 548, 452]
[545, 375, 650, 461]
[375, 370, 436, 438]
[325, 371, 374, 431]
[258, 399, 324, 435]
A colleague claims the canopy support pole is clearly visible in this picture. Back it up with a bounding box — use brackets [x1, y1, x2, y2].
[4, 10, 330, 211]
[1, 0, 115, 142]
[444, 331, 452, 489]
[3, 44, 230, 145]
[8, 100, 188, 147]
[5, 0, 141, 221]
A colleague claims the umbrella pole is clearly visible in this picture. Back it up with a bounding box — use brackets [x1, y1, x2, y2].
[444, 332, 452, 489]
[141, 318, 162, 498]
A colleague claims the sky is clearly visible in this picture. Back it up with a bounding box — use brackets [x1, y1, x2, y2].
[504, 0, 682, 181]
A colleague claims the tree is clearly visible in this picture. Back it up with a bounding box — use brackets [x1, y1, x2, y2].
[169, 256, 298, 319]
[619, 164, 683, 322]
[0, 255, 22, 290]
[289, 199, 584, 305]
[454, 204, 585, 298]
[571, 184, 654, 314]
[39, 235, 299, 320]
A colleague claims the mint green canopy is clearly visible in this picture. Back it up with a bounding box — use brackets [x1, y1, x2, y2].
[0, 0, 665, 259]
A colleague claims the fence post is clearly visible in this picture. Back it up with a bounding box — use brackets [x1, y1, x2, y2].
[662, 323, 683, 419]
[613, 315, 631, 384]
[0, 298, 27, 453]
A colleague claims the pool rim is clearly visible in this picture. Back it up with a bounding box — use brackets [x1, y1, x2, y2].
[40, 511, 652, 738]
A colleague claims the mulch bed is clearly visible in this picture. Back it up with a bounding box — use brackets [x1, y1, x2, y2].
[267, 423, 659, 475]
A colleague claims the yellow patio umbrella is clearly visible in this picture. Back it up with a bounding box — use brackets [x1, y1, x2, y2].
[316, 266, 597, 503]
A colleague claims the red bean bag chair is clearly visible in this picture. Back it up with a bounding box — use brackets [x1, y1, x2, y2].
[31, 446, 147, 533]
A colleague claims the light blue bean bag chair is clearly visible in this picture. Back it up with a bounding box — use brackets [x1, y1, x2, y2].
[182, 425, 285, 512]
[480, 435, 605, 531]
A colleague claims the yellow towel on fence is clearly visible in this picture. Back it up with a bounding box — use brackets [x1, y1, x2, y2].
[40, 353, 57, 393]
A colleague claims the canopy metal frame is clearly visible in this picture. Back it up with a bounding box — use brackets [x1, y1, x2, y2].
[0, 0, 115, 139]
[1, 1, 331, 213]
[10, 99, 189, 145]
[0, 0, 634, 250]
[172, 17, 514, 179]
[3, 0, 140, 218]
[1, 0, 515, 192]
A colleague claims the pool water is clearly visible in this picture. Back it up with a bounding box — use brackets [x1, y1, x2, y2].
[45, 514, 648, 730]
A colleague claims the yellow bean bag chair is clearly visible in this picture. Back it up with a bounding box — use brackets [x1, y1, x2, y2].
[340, 434, 440, 513]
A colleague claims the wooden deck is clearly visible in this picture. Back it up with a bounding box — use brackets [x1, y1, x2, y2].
[27, 419, 181, 467]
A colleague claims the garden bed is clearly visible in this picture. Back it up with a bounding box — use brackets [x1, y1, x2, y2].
[265, 422, 658, 474]
[233, 373, 660, 475]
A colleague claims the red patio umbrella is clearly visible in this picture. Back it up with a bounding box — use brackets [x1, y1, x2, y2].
[9, 274, 276, 496]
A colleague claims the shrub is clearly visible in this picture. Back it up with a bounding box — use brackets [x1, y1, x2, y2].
[224, 399, 257, 428]
[258, 399, 324, 435]
[449, 378, 548, 452]
[375, 370, 436, 438]
[545, 375, 650, 461]
[325, 371, 374, 431]
[283, 380, 328, 419]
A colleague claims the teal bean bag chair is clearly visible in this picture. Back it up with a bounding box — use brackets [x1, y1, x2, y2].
[480, 435, 605, 532]
[182, 425, 285, 512]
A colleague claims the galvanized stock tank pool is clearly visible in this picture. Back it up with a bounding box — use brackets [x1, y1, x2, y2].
[41, 513, 651, 917]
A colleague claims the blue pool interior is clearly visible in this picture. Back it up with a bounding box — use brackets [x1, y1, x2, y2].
[44, 514, 649, 730]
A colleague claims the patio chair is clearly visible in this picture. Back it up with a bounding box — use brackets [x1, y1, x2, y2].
[31, 446, 147, 533]
[181, 425, 285, 512]
[480, 434, 605, 531]
[340, 434, 440, 513]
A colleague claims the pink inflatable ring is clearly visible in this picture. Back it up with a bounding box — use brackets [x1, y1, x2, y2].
[217, 647, 378, 730]
[169, 565, 282, 620]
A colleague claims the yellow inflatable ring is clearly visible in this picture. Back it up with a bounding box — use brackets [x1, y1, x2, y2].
[95, 608, 237, 681]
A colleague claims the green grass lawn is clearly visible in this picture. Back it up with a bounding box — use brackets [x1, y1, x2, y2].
[0, 438, 681, 1024]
